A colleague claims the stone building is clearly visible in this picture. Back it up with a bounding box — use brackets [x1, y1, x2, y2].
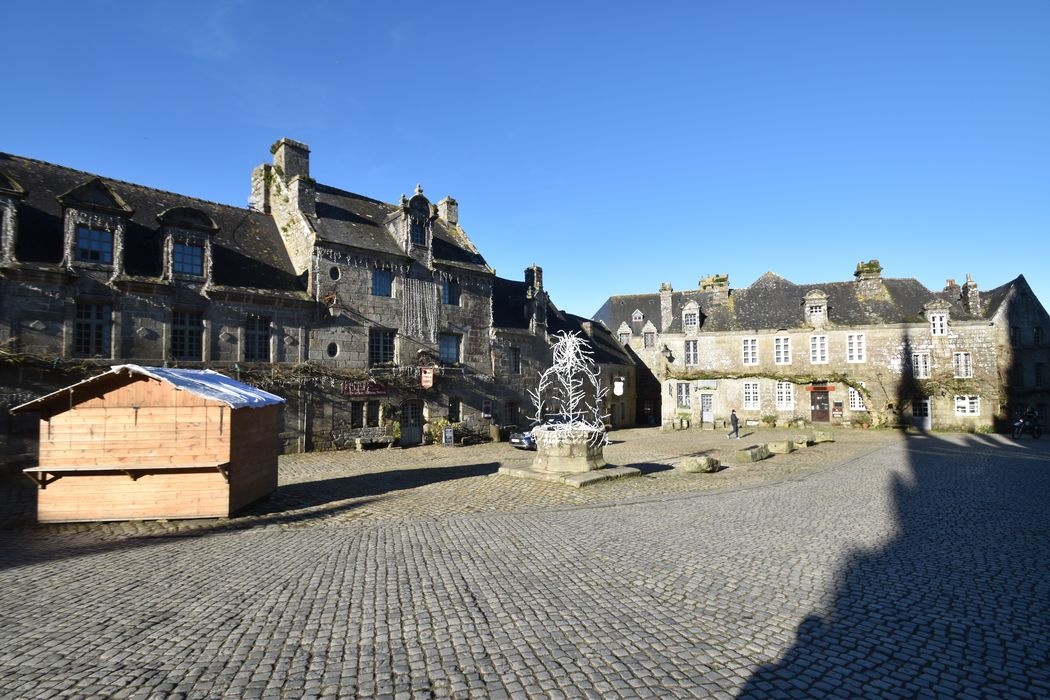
[594, 261, 1050, 432]
[0, 141, 635, 463]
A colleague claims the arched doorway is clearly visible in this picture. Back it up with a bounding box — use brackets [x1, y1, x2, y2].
[399, 400, 424, 447]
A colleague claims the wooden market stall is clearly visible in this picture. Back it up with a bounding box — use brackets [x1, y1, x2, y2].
[11, 364, 285, 523]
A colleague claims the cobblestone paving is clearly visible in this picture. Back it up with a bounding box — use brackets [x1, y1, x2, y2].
[0, 428, 1047, 698]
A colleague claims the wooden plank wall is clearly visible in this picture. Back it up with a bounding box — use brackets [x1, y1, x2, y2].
[36, 470, 230, 522]
[228, 405, 280, 513]
[38, 377, 231, 467]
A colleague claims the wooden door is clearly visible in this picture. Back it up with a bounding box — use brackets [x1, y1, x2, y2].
[810, 391, 830, 422]
[911, 399, 931, 431]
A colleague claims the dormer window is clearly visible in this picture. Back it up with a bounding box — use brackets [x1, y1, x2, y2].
[59, 177, 133, 276]
[683, 311, 698, 329]
[631, 309, 644, 323]
[75, 226, 113, 264]
[923, 301, 950, 336]
[803, 290, 828, 327]
[411, 219, 426, 246]
[173, 241, 204, 276]
[158, 206, 218, 284]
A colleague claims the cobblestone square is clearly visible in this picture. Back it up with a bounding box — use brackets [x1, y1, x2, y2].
[1, 427, 1048, 698]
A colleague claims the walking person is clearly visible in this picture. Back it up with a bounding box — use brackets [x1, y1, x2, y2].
[727, 409, 740, 439]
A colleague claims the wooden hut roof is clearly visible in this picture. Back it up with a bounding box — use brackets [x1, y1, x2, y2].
[11, 365, 285, 414]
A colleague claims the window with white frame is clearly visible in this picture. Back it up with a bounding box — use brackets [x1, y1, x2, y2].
[846, 333, 866, 362]
[775, 381, 794, 409]
[911, 352, 931, 379]
[743, 381, 760, 410]
[810, 335, 828, 364]
[849, 386, 866, 411]
[742, 337, 758, 365]
[930, 313, 947, 336]
[774, 336, 791, 365]
[631, 309, 643, 323]
[954, 395, 980, 415]
[618, 331, 630, 345]
[643, 332, 655, 348]
[684, 340, 698, 366]
[676, 383, 691, 409]
[953, 352, 973, 378]
[683, 311, 698, 330]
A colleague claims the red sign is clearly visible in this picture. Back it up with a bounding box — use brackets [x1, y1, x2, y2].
[342, 380, 387, 397]
[805, 385, 835, 392]
[420, 367, 434, 389]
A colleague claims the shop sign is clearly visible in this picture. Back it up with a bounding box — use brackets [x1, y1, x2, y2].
[420, 367, 434, 389]
[342, 380, 387, 397]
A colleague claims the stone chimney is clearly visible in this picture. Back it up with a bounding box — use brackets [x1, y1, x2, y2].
[699, 274, 729, 305]
[438, 196, 458, 227]
[525, 264, 543, 299]
[962, 274, 981, 314]
[659, 282, 673, 332]
[944, 278, 959, 295]
[272, 138, 310, 181]
[854, 259, 883, 296]
[270, 138, 315, 217]
[249, 164, 271, 213]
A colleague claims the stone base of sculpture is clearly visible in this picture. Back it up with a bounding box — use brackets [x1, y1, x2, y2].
[498, 428, 640, 487]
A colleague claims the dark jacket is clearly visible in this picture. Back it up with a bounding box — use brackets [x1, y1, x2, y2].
[730, 412, 739, 428]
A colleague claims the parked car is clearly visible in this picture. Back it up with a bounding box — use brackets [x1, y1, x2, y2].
[509, 429, 537, 450]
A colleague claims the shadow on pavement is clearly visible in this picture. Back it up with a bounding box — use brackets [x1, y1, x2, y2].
[245, 461, 501, 514]
[0, 462, 500, 572]
[738, 432, 1050, 697]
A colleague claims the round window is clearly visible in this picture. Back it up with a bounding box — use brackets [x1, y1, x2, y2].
[326, 342, 339, 358]
[329, 266, 340, 281]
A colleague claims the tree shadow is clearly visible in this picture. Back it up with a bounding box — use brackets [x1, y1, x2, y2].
[739, 376, 1050, 696]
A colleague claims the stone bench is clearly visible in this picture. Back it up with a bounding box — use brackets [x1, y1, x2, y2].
[812, 430, 834, 444]
[732, 444, 771, 463]
[767, 441, 795, 454]
[354, 436, 395, 451]
[677, 456, 722, 473]
[745, 419, 761, 427]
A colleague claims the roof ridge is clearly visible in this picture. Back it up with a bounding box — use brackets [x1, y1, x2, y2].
[0, 152, 263, 217]
[314, 181, 395, 208]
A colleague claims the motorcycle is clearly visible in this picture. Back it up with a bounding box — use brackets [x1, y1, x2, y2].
[1012, 417, 1043, 439]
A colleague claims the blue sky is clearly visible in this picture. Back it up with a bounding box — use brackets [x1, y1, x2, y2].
[4, 1, 1048, 317]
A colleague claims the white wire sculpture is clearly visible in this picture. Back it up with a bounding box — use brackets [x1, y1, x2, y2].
[528, 331, 609, 448]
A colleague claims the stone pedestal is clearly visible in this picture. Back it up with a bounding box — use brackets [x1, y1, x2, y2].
[498, 427, 640, 487]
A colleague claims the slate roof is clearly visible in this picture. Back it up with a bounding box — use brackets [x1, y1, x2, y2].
[0, 153, 305, 295]
[11, 364, 285, 414]
[492, 277, 531, 329]
[313, 183, 491, 274]
[594, 271, 1019, 333]
[548, 311, 632, 366]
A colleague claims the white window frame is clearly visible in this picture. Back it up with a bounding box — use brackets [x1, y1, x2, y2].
[952, 351, 973, 379]
[676, 382, 691, 409]
[683, 311, 698, 330]
[809, 335, 828, 364]
[846, 333, 866, 363]
[631, 309, 644, 323]
[954, 395, 980, 416]
[774, 336, 792, 365]
[742, 337, 758, 366]
[743, 381, 760, 410]
[684, 339, 698, 366]
[930, 313, 947, 336]
[912, 352, 931, 379]
[849, 386, 866, 411]
[775, 381, 794, 410]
